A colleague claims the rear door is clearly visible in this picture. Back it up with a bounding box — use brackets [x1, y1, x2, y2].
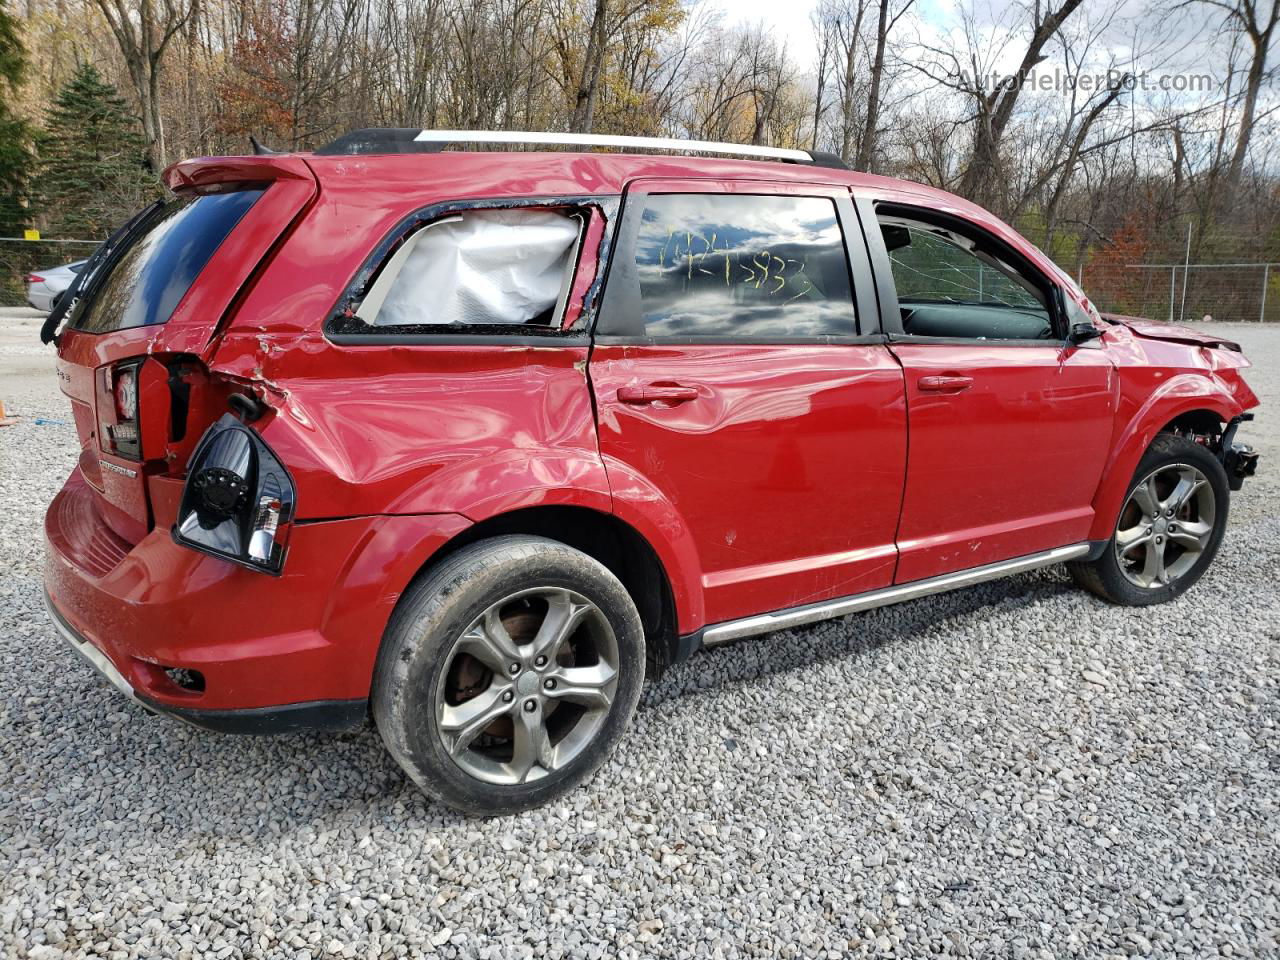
[589, 179, 907, 628]
[858, 196, 1116, 583]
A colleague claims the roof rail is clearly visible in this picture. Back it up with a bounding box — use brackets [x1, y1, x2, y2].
[313, 128, 849, 169]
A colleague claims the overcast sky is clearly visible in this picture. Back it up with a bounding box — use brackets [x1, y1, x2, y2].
[700, 0, 1232, 91]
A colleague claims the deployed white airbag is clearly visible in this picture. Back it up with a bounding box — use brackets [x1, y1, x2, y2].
[371, 209, 581, 326]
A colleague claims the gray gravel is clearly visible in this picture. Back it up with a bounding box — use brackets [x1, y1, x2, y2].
[1, 312, 1277, 958]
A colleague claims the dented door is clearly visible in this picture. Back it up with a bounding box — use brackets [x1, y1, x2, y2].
[590, 179, 908, 628]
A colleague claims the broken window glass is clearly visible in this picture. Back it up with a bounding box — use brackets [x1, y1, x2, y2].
[360, 208, 582, 327]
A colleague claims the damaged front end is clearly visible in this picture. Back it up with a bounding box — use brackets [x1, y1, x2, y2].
[1220, 414, 1260, 491]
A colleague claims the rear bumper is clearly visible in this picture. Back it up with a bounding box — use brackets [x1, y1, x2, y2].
[46, 591, 366, 733]
[44, 467, 470, 727]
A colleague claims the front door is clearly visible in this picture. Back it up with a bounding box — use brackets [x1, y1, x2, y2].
[862, 199, 1116, 583]
[590, 179, 907, 627]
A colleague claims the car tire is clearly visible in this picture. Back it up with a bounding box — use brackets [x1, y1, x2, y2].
[1068, 432, 1230, 605]
[372, 535, 645, 815]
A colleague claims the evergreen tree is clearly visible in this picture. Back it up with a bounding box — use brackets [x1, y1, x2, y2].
[0, 0, 32, 235]
[36, 63, 158, 238]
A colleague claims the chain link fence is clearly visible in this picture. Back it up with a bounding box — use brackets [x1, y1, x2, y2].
[0, 238, 101, 309]
[1080, 262, 1280, 324]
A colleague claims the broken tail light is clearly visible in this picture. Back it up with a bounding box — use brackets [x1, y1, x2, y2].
[174, 413, 294, 574]
[103, 359, 143, 458]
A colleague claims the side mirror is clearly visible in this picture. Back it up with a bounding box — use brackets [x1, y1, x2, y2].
[1069, 321, 1103, 344]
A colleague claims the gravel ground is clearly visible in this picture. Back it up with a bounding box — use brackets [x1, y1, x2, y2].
[1, 312, 1277, 959]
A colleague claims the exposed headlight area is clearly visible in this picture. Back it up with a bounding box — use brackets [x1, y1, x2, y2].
[175, 413, 294, 574]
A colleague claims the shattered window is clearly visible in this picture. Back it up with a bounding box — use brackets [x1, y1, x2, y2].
[632, 194, 855, 338]
[878, 215, 1054, 340]
[359, 208, 583, 327]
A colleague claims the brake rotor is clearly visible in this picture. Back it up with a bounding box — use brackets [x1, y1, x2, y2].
[443, 599, 573, 742]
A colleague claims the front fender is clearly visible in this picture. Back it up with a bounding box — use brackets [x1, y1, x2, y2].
[1088, 371, 1244, 541]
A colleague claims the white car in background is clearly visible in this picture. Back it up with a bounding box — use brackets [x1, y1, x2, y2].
[27, 260, 86, 313]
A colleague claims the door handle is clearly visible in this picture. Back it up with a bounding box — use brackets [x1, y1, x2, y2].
[617, 383, 700, 405]
[918, 375, 973, 393]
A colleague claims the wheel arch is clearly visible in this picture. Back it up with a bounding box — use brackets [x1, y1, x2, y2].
[1159, 407, 1228, 437]
[416, 505, 685, 676]
[1088, 376, 1242, 542]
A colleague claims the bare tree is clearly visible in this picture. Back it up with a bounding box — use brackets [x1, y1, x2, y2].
[854, 0, 913, 172]
[94, 0, 196, 169]
[913, 0, 1087, 210]
[1190, 0, 1280, 191]
[571, 0, 608, 130]
[810, 6, 835, 150]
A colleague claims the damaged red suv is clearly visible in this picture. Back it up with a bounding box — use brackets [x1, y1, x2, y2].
[43, 130, 1260, 814]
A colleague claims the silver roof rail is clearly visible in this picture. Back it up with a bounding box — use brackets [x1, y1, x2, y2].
[413, 130, 811, 162]
[313, 128, 849, 169]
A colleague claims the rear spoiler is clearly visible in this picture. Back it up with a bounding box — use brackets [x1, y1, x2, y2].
[164, 154, 316, 193]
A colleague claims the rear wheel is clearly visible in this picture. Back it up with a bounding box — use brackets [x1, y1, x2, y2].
[1069, 433, 1229, 605]
[372, 535, 645, 815]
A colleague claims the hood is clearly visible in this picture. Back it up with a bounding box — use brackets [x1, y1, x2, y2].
[1101, 313, 1242, 352]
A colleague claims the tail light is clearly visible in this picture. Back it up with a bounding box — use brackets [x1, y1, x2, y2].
[174, 413, 295, 574]
[27, 273, 45, 283]
[105, 359, 143, 457]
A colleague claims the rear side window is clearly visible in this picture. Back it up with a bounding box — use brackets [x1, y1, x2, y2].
[350, 208, 585, 329]
[72, 190, 263, 334]
[632, 194, 854, 338]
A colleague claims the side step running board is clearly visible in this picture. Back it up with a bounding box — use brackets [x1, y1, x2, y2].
[701, 543, 1090, 647]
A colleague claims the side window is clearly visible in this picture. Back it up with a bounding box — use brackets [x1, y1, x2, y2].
[633, 194, 855, 338]
[351, 208, 584, 328]
[878, 214, 1056, 341]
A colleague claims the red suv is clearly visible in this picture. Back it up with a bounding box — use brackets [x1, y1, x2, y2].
[43, 130, 1260, 814]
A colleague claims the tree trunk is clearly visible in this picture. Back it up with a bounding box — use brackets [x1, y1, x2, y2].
[571, 0, 608, 132]
[836, 0, 866, 163]
[810, 22, 831, 151]
[854, 0, 892, 172]
[1226, 10, 1275, 191]
[147, 60, 165, 170]
[959, 0, 1086, 208]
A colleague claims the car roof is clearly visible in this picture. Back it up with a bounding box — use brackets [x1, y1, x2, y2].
[169, 148, 960, 207]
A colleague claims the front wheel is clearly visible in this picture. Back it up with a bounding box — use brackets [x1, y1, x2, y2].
[1068, 432, 1230, 605]
[372, 535, 645, 815]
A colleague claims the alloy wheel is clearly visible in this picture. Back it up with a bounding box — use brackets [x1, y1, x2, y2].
[434, 587, 619, 785]
[1114, 463, 1216, 588]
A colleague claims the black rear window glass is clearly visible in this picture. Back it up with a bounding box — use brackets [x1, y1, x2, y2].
[72, 189, 263, 333]
[633, 194, 855, 338]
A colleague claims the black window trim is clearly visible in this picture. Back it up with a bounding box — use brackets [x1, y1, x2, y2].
[324, 194, 620, 347]
[856, 196, 1069, 347]
[594, 183, 880, 345]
